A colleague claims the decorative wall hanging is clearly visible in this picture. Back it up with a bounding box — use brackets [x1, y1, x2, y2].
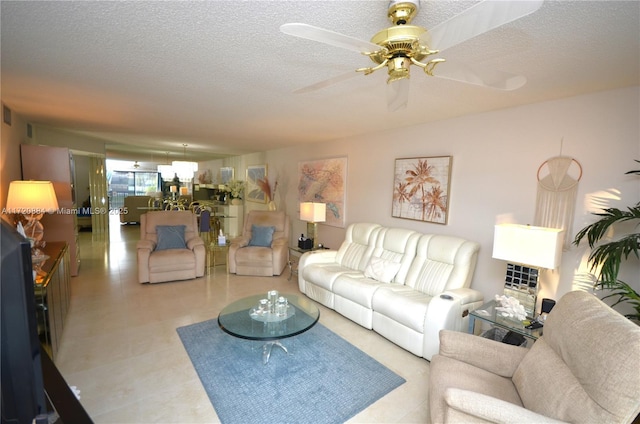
[534, 155, 582, 249]
[392, 156, 452, 225]
[246, 165, 267, 203]
[220, 167, 234, 184]
[298, 157, 347, 228]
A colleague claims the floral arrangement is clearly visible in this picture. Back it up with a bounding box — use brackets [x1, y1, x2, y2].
[225, 180, 245, 198]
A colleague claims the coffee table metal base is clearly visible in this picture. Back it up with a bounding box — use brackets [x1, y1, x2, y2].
[262, 340, 288, 364]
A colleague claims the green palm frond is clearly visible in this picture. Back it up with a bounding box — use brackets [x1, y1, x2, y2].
[573, 161, 640, 322]
[587, 233, 640, 283]
[598, 280, 640, 321]
[574, 205, 640, 248]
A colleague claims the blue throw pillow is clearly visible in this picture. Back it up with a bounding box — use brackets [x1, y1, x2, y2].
[156, 225, 187, 250]
[249, 225, 275, 247]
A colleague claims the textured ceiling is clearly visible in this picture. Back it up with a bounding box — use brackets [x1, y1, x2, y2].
[1, 1, 638, 162]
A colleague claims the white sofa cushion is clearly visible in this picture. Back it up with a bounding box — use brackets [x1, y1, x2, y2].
[405, 235, 480, 295]
[334, 223, 381, 270]
[364, 256, 402, 283]
[372, 285, 432, 333]
[302, 264, 362, 291]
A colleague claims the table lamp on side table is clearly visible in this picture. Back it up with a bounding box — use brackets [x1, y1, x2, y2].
[6, 180, 59, 247]
[492, 224, 564, 318]
[300, 202, 326, 249]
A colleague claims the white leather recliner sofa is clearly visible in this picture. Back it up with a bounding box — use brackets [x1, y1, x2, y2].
[298, 223, 483, 360]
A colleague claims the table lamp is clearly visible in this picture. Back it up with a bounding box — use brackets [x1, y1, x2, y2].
[300, 202, 326, 249]
[6, 180, 59, 249]
[492, 224, 564, 318]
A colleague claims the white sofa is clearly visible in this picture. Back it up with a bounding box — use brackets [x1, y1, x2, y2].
[298, 223, 483, 360]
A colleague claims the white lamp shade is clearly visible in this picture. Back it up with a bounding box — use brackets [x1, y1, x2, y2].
[172, 160, 198, 179]
[493, 224, 564, 269]
[300, 202, 326, 223]
[157, 165, 175, 180]
[6, 180, 59, 213]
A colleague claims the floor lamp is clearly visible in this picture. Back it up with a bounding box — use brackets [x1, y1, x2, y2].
[492, 224, 564, 318]
[6, 180, 59, 251]
[300, 202, 326, 249]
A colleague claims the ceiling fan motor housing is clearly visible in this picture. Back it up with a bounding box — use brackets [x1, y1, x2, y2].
[370, 25, 430, 64]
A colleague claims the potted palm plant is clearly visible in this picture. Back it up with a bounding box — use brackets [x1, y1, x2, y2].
[573, 161, 640, 321]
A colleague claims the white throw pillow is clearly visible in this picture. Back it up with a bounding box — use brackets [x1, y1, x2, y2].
[364, 256, 402, 283]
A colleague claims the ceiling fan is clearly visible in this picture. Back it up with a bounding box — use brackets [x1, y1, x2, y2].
[281, 0, 544, 111]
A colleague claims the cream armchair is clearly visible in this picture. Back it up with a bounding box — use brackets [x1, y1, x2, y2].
[229, 210, 290, 276]
[429, 290, 640, 424]
[137, 211, 205, 283]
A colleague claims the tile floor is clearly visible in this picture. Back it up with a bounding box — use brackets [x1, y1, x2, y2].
[55, 217, 431, 423]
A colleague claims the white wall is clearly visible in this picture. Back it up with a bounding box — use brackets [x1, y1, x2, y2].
[0, 105, 29, 224]
[241, 86, 639, 312]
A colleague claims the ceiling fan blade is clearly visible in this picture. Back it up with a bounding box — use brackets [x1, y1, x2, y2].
[387, 78, 410, 112]
[281, 23, 383, 54]
[293, 70, 361, 94]
[433, 60, 526, 91]
[425, 0, 544, 52]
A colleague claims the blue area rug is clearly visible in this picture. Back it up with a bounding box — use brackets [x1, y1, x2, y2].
[177, 319, 406, 424]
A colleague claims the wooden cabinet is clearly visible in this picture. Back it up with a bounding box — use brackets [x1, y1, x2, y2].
[21, 144, 80, 276]
[34, 242, 71, 361]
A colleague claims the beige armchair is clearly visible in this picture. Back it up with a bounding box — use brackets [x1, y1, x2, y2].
[137, 211, 205, 283]
[429, 290, 640, 423]
[228, 210, 290, 276]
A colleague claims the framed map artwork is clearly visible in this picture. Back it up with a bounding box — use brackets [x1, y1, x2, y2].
[298, 157, 347, 228]
[246, 164, 267, 203]
[392, 156, 452, 225]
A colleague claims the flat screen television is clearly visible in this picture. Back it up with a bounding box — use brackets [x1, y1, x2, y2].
[1, 219, 47, 423]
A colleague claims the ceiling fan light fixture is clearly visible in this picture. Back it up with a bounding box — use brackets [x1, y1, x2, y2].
[387, 56, 411, 83]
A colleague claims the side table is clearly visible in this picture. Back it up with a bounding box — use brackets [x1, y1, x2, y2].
[287, 246, 329, 281]
[206, 240, 230, 274]
[469, 299, 543, 344]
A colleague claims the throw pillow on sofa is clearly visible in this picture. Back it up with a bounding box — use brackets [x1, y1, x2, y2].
[364, 256, 401, 283]
[156, 225, 187, 250]
[249, 225, 275, 247]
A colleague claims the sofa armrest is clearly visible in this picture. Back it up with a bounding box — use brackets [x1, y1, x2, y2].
[272, 237, 288, 249]
[186, 236, 205, 250]
[444, 388, 567, 424]
[298, 249, 338, 268]
[438, 330, 529, 378]
[230, 236, 250, 248]
[422, 288, 484, 361]
[297, 250, 339, 292]
[137, 239, 156, 251]
[136, 240, 155, 283]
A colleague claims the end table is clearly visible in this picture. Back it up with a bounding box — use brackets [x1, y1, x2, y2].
[206, 240, 230, 274]
[469, 299, 543, 344]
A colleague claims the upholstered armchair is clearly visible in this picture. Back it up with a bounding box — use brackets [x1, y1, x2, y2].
[137, 211, 205, 283]
[429, 290, 640, 423]
[228, 210, 290, 276]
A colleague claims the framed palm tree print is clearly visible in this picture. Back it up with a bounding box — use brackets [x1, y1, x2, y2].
[392, 156, 452, 224]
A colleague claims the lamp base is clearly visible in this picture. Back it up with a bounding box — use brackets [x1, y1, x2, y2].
[306, 222, 318, 249]
[503, 263, 540, 318]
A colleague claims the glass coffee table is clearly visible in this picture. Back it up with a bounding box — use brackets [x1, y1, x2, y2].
[218, 293, 320, 364]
